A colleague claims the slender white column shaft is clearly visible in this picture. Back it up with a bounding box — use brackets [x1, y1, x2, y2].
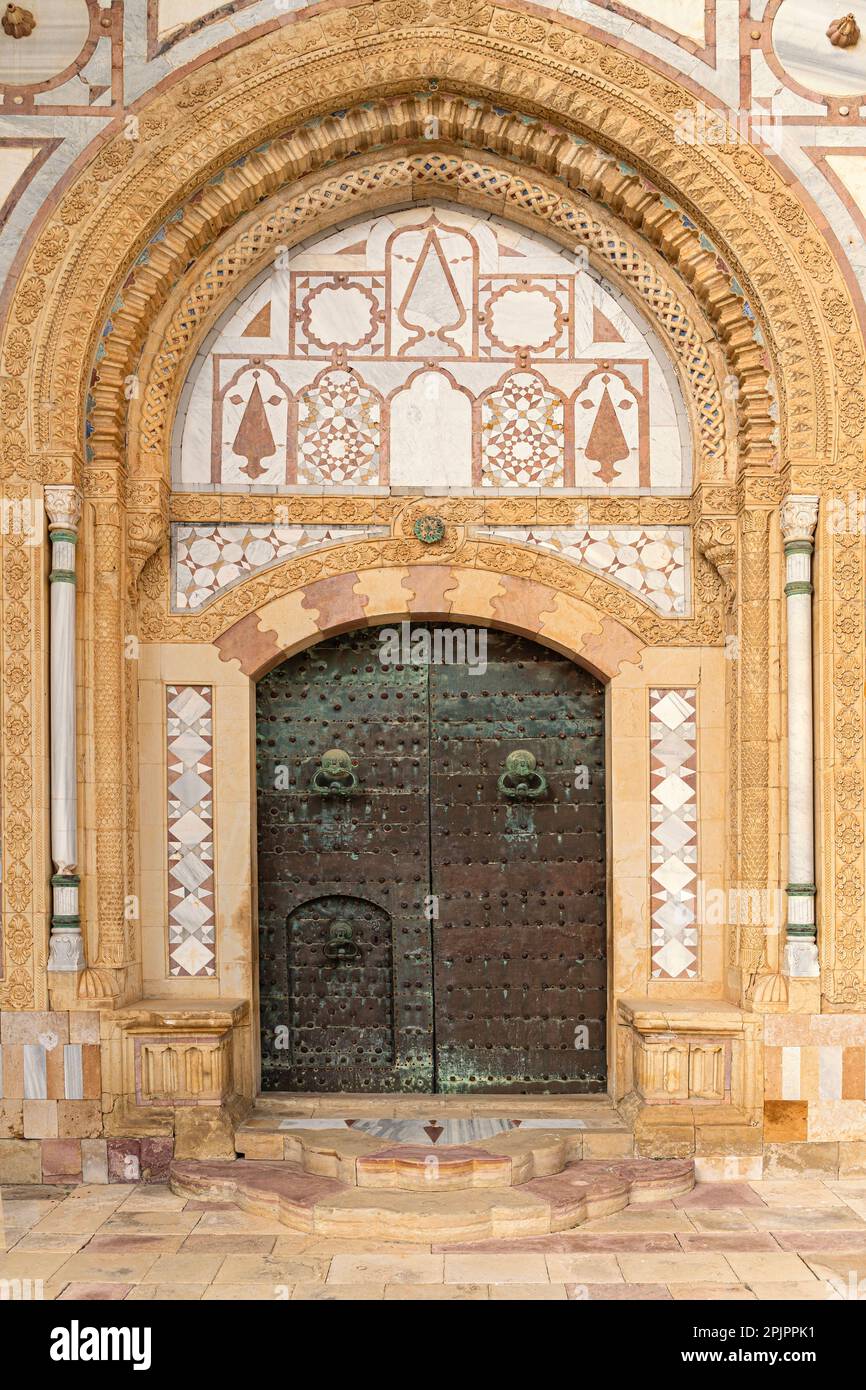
[45, 485, 85, 973]
[780, 495, 819, 979]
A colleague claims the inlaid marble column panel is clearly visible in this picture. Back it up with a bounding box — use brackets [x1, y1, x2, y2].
[780, 495, 820, 978]
[649, 688, 699, 980]
[45, 486, 85, 973]
[166, 685, 215, 978]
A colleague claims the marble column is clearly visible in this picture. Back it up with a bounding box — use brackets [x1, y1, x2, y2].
[45, 486, 85, 972]
[780, 495, 819, 978]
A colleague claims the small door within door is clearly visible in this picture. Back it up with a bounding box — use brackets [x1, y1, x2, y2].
[256, 625, 606, 1093]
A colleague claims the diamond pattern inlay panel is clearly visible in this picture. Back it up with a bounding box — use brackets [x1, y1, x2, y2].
[649, 687, 698, 980]
[167, 685, 215, 978]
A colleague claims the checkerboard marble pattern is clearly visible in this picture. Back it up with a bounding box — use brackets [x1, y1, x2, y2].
[166, 686, 216, 978]
[649, 688, 699, 980]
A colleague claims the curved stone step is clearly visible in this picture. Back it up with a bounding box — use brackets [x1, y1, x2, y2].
[170, 1155, 694, 1242]
[237, 1124, 586, 1189]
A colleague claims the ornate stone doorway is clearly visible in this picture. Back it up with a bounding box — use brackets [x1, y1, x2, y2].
[256, 624, 606, 1094]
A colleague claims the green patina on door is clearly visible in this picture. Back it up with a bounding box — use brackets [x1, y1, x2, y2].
[256, 625, 606, 1094]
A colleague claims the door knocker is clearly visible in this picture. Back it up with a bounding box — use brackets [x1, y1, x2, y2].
[311, 747, 359, 796]
[323, 919, 360, 962]
[498, 749, 547, 800]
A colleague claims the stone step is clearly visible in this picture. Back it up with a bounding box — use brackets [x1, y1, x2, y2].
[252, 1092, 624, 1120]
[238, 1125, 592, 1189]
[170, 1156, 693, 1243]
[236, 1108, 633, 1182]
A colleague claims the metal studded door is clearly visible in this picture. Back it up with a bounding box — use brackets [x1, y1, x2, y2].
[429, 630, 606, 1093]
[257, 631, 435, 1092]
[256, 625, 606, 1093]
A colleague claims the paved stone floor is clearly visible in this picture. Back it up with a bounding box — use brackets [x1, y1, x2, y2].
[2, 1177, 866, 1300]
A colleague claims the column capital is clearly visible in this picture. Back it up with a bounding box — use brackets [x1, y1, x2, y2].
[44, 484, 83, 535]
[780, 494, 819, 545]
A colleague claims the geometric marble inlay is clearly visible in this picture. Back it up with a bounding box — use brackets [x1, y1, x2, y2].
[172, 524, 389, 611]
[474, 525, 690, 615]
[175, 208, 688, 495]
[649, 687, 698, 979]
[166, 686, 215, 977]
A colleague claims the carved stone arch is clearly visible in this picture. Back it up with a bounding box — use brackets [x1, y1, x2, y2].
[197, 556, 648, 684]
[122, 141, 743, 494]
[139, 526, 719, 653]
[3, 0, 866, 1014]
[6, 11, 863, 480]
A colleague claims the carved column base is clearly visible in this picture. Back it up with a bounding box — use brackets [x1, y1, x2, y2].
[47, 930, 86, 972]
[783, 940, 820, 978]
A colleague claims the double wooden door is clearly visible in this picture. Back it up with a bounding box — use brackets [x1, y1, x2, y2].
[257, 625, 606, 1093]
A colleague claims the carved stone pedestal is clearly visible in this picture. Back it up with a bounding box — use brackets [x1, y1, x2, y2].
[108, 998, 252, 1159]
[616, 998, 764, 1158]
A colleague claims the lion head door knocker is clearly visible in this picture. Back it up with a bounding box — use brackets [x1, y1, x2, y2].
[311, 747, 358, 796]
[498, 749, 547, 800]
[323, 918, 360, 963]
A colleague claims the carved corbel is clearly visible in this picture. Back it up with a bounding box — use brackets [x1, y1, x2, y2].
[695, 517, 737, 614]
[126, 480, 169, 592]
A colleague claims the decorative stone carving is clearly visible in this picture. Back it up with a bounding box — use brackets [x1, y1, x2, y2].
[695, 518, 737, 614]
[115, 999, 250, 1117]
[1, 4, 36, 39]
[618, 998, 763, 1122]
[827, 14, 860, 46]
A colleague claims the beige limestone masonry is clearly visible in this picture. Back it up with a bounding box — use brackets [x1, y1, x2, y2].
[0, 1, 864, 1183]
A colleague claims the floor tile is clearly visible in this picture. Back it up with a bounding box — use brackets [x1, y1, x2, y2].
[125, 1284, 207, 1300]
[749, 1282, 832, 1301]
[579, 1211, 694, 1233]
[686, 1211, 759, 1232]
[746, 1208, 865, 1232]
[202, 1283, 293, 1300]
[9, 1231, 92, 1254]
[444, 1253, 549, 1284]
[384, 1284, 488, 1299]
[98, 1211, 200, 1234]
[725, 1252, 817, 1282]
[213, 1253, 329, 1285]
[56, 1282, 131, 1300]
[676, 1232, 779, 1252]
[489, 1283, 567, 1299]
[142, 1252, 225, 1284]
[673, 1184, 767, 1209]
[180, 1234, 277, 1255]
[545, 1254, 623, 1283]
[669, 1283, 755, 1300]
[327, 1252, 443, 1284]
[773, 1231, 866, 1253]
[84, 1233, 184, 1255]
[0, 1251, 72, 1279]
[291, 1282, 385, 1300]
[617, 1253, 733, 1284]
[53, 1250, 160, 1282]
[568, 1283, 671, 1300]
[748, 1182, 846, 1208]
